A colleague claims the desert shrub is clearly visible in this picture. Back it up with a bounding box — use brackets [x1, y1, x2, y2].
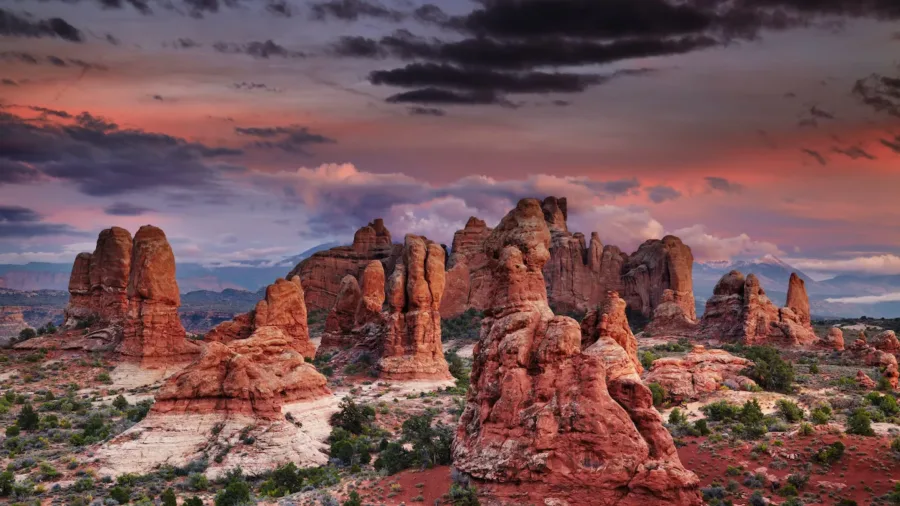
[778, 483, 798, 497]
[748, 491, 766, 506]
[6, 424, 20, 437]
[640, 351, 659, 370]
[701, 401, 741, 422]
[18, 328, 36, 341]
[776, 399, 804, 422]
[109, 485, 131, 503]
[740, 346, 794, 392]
[330, 398, 376, 435]
[867, 392, 900, 416]
[17, 404, 39, 431]
[694, 419, 710, 436]
[449, 483, 480, 506]
[126, 400, 153, 422]
[161, 488, 177, 506]
[846, 409, 875, 436]
[184, 498, 203, 506]
[799, 422, 814, 436]
[113, 395, 129, 411]
[402, 413, 454, 468]
[374, 442, 413, 475]
[188, 473, 209, 491]
[668, 408, 687, 426]
[892, 436, 900, 454]
[813, 441, 845, 465]
[648, 383, 666, 407]
[215, 469, 251, 506]
[0, 471, 14, 496]
[786, 473, 809, 491]
[73, 476, 94, 492]
[441, 309, 483, 341]
[809, 363, 819, 374]
[342, 490, 362, 506]
[810, 404, 832, 425]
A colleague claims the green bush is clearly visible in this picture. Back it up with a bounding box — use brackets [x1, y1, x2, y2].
[184, 498, 203, 506]
[5, 424, 20, 437]
[0, 471, 14, 496]
[215, 469, 251, 506]
[449, 483, 480, 506]
[330, 398, 376, 435]
[161, 488, 177, 506]
[694, 419, 710, 436]
[18, 328, 36, 341]
[740, 346, 794, 393]
[808, 363, 819, 374]
[17, 403, 39, 431]
[810, 404, 832, 425]
[188, 473, 209, 491]
[776, 399, 804, 422]
[109, 486, 131, 504]
[640, 351, 659, 370]
[700, 401, 741, 422]
[867, 392, 900, 416]
[813, 441, 845, 465]
[374, 442, 413, 475]
[343, 490, 363, 506]
[113, 395, 129, 411]
[846, 409, 875, 436]
[402, 413, 454, 468]
[441, 309, 483, 341]
[668, 408, 687, 426]
[648, 383, 666, 407]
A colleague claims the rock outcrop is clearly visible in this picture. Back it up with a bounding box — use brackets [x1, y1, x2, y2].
[64, 227, 133, 327]
[206, 277, 316, 359]
[785, 273, 811, 327]
[644, 346, 757, 401]
[580, 291, 642, 373]
[821, 327, 845, 351]
[622, 235, 696, 322]
[870, 330, 900, 353]
[118, 226, 199, 359]
[318, 261, 386, 356]
[452, 198, 701, 505]
[644, 289, 698, 337]
[440, 217, 492, 318]
[857, 370, 877, 389]
[287, 219, 402, 313]
[154, 326, 330, 419]
[697, 271, 817, 346]
[0, 307, 28, 348]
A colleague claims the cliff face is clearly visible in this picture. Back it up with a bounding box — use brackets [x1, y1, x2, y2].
[64, 227, 133, 326]
[622, 235, 696, 321]
[287, 219, 402, 313]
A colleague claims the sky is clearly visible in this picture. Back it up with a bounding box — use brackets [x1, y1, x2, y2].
[0, 0, 899, 280]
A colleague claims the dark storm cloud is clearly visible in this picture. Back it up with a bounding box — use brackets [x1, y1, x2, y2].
[0, 160, 41, 184]
[810, 105, 835, 119]
[801, 148, 828, 166]
[832, 145, 876, 160]
[881, 136, 900, 154]
[0, 51, 108, 71]
[2, 79, 18, 86]
[235, 125, 335, 153]
[385, 88, 511, 106]
[0, 109, 244, 196]
[589, 178, 642, 195]
[98, 0, 152, 15]
[370, 63, 604, 94]
[853, 73, 900, 117]
[267, 0, 292, 17]
[332, 36, 387, 58]
[104, 202, 154, 216]
[0, 8, 83, 42]
[29, 106, 72, 119]
[213, 40, 305, 59]
[646, 185, 682, 203]
[168, 38, 201, 49]
[705, 176, 743, 193]
[310, 0, 403, 22]
[0, 205, 80, 238]
[231, 82, 282, 92]
[408, 106, 445, 117]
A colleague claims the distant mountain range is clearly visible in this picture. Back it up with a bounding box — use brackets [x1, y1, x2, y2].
[694, 254, 900, 318]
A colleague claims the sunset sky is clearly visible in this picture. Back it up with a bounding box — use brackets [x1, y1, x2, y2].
[1, 0, 899, 280]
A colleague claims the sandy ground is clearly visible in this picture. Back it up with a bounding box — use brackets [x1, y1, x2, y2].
[444, 339, 475, 358]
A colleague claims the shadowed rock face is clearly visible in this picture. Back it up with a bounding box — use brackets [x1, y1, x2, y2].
[288, 219, 402, 313]
[64, 227, 133, 326]
[440, 217, 492, 318]
[452, 198, 702, 506]
[118, 226, 199, 359]
[206, 276, 316, 359]
[318, 261, 385, 355]
[622, 235, 696, 322]
[645, 289, 698, 337]
[697, 270, 817, 346]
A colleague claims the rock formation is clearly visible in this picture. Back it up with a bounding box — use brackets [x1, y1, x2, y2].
[870, 330, 900, 353]
[64, 227, 133, 327]
[440, 217, 492, 318]
[821, 327, 845, 351]
[697, 271, 817, 346]
[118, 226, 199, 359]
[856, 370, 877, 389]
[622, 235, 696, 322]
[452, 198, 702, 505]
[154, 326, 330, 419]
[318, 261, 386, 356]
[206, 277, 316, 359]
[580, 291, 642, 373]
[0, 307, 28, 348]
[287, 219, 402, 313]
[644, 289, 698, 337]
[644, 346, 757, 401]
[785, 273, 811, 327]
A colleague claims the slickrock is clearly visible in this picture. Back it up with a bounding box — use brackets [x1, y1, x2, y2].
[118, 226, 199, 359]
[154, 326, 330, 419]
[644, 288, 698, 337]
[622, 235, 696, 322]
[440, 217, 492, 318]
[452, 198, 702, 506]
[207, 277, 316, 359]
[64, 227, 133, 326]
[697, 271, 817, 346]
[821, 327, 845, 351]
[870, 330, 900, 353]
[287, 219, 402, 312]
[856, 370, 877, 390]
[581, 291, 642, 373]
[644, 345, 757, 401]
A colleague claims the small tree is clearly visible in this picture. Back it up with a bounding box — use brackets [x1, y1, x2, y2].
[161, 488, 177, 506]
[343, 491, 362, 506]
[668, 408, 687, 426]
[846, 409, 875, 436]
[17, 328, 36, 342]
[113, 395, 129, 411]
[17, 403, 39, 431]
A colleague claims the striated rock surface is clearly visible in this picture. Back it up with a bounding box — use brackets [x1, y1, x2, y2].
[644, 346, 757, 401]
[581, 291, 642, 373]
[207, 277, 316, 359]
[697, 271, 817, 346]
[622, 235, 696, 322]
[318, 261, 387, 356]
[154, 326, 330, 419]
[356, 260, 385, 324]
[822, 327, 845, 351]
[452, 198, 701, 505]
[440, 217, 492, 318]
[64, 227, 133, 327]
[118, 226, 199, 359]
[288, 219, 402, 312]
[644, 289, 698, 337]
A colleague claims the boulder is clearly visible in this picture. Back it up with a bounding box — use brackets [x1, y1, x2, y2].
[207, 277, 316, 359]
[154, 326, 330, 419]
[856, 370, 876, 389]
[644, 289, 698, 337]
[118, 226, 199, 359]
[452, 198, 702, 506]
[287, 219, 402, 312]
[870, 330, 900, 353]
[821, 327, 845, 351]
[644, 345, 757, 401]
[697, 271, 817, 346]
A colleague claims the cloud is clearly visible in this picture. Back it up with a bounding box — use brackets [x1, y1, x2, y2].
[0, 51, 108, 70]
[310, 0, 403, 22]
[408, 106, 445, 117]
[801, 148, 828, 165]
[2, 78, 18, 86]
[231, 82, 282, 93]
[29, 106, 71, 119]
[266, 0, 292, 17]
[809, 105, 835, 119]
[881, 136, 900, 154]
[0, 108, 243, 196]
[646, 185, 682, 203]
[235, 125, 335, 153]
[0, 8, 83, 42]
[371, 63, 606, 94]
[672, 224, 783, 263]
[104, 202, 154, 216]
[785, 254, 900, 276]
[853, 73, 900, 117]
[213, 40, 305, 59]
[331, 36, 387, 58]
[825, 292, 900, 304]
[167, 38, 201, 49]
[705, 176, 743, 193]
[0, 205, 81, 238]
[832, 145, 876, 160]
[386, 88, 511, 106]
